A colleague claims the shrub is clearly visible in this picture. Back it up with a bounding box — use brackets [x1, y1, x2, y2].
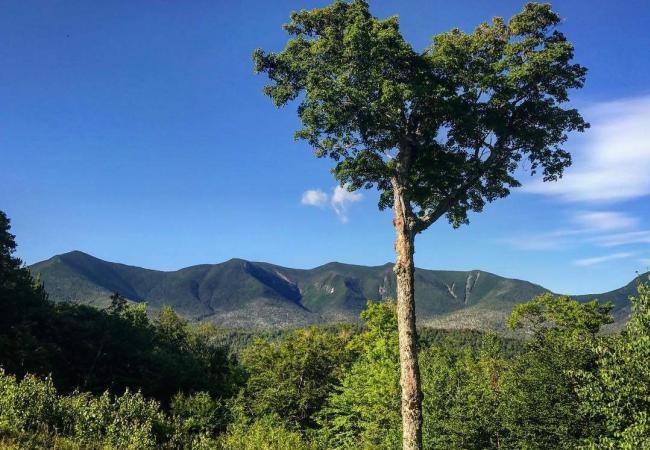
[0, 370, 63, 435]
[168, 391, 228, 447]
[218, 414, 315, 450]
[0, 369, 165, 449]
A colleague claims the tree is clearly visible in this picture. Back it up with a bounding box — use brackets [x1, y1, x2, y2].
[575, 278, 650, 448]
[253, 2, 587, 447]
[0, 209, 49, 324]
[318, 301, 401, 449]
[504, 294, 613, 448]
[0, 210, 51, 375]
[421, 341, 507, 449]
[0, 209, 237, 403]
[238, 327, 352, 430]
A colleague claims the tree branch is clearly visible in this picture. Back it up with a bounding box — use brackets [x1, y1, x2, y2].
[413, 148, 499, 234]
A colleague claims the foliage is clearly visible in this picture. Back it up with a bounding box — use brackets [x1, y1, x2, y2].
[508, 292, 614, 337]
[1, 287, 647, 450]
[238, 326, 353, 429]
[495, 294, 612, 448]
[0, 212, 238, 403]
[318, 301, 401, 449]
[0, 211, 52, 377]
[254, 0, 587, 229]
[418, 327, 523, 358]
[0, 369, 164, 449]
[313, 294, 619, 450]
[0, 371, 62, 436]
[575, 278, 650, 449]
[169, 391, 228, 440]
[421, 339, 507, 449]
[3, 208, 650, 448]
[218, 413, 316, 450]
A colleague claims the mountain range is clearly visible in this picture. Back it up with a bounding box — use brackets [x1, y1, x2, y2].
[29, 251, 643, 330]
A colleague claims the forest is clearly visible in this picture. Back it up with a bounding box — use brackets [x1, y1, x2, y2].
[1, 206, 649, 449]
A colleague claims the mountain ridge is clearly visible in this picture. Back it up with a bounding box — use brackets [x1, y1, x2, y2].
[30, 250, 642, 330]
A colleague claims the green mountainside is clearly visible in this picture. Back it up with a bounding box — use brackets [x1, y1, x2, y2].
[30, 251, 641, 329]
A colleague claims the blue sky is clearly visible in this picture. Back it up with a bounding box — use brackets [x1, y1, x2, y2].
[2, 0, 649, 294]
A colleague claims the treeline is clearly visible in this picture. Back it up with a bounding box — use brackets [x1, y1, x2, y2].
[1, 209, 649, 449]
[212, 324, 522, 359]
[0, 224, 238, 402]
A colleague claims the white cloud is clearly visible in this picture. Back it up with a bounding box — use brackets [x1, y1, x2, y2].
[301, 189, 329, 207]
[331, 185, 363, 223]
[504, 210, 639, 251]
[590, 230, 650, 247]
[574, 252, 634, 267]
[509, 95, 650, 270]
[525, 95, 650, 202]
[570, 211, 639, 232]
[639, 258, 650, 266]
[300, 185, 363, 222]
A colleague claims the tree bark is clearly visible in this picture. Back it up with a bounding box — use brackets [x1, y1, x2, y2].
[392, 182, 423, 450]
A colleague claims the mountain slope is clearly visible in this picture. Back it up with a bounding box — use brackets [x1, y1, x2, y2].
[30, 251, 641, 329]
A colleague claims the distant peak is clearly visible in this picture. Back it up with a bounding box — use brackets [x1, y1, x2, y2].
[57, 250, 98, 261]
[62, 250, 92, 257]
[314, 261, 350, 270]
[223, 257, 250, 267]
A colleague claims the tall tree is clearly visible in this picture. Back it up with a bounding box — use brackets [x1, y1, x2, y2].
[253, 2, 587, 448]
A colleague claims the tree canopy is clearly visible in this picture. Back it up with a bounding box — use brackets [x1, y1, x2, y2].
[254, 0, 587, 230]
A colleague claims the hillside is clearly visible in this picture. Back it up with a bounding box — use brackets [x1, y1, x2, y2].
[30, 251, 641, 329]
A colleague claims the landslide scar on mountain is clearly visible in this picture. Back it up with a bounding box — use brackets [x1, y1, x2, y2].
[445, 282, 458, 300]
[464, 272, 480, 305]
[243, 262, 302, 304]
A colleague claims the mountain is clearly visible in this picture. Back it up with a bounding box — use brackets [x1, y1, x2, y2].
[29, 251, 642, 330]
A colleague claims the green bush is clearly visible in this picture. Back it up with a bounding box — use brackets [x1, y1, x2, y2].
[62, 389, 164, 449]
[0, 370, 165, 449]
[421, 342, 506, 449]
[168, 391, 228, 447]
[0, 370, 62, 436]
[218, 414, 315, 450]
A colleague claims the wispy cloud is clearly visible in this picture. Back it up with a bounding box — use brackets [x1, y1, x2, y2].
[590, 230, 650, 247]
[570, 211, 639, 232]
[301, 189, 329, 207]
[525, 95, 650, 202]
[505, 210, 639, 251]
[574, 252, 634, 267]
[511, 94, 650, 270]
[301, 185, 363, 223]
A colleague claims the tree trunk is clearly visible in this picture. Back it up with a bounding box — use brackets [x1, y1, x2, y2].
[392, 183, 423, 450]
